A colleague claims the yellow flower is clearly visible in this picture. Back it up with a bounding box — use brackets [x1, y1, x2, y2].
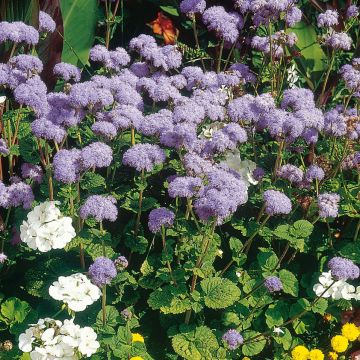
[328, 352, 338, 360]
[132, 333, 144, 343]
[341, 322, 360, 341]
[130, 358, 144, 360]
[331, 335, 348, 353]
[308, 349, 324, 360]
[242, 358, 251, 360]
[291, 345, 309, 360]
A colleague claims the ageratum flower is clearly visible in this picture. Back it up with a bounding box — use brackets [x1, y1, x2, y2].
[91, 121, 117, 139]
[277, 164, 304, 184]
[285, 6, 302, 27]
[148, 207, 175, 233]
[0, 21, 39, 45]
[168, 176, 203, 198]
[53, 149, 82, 184]
[180, 0, 206, 16]
[328, 257, 360, 281]
[81, 142, 113, 169]
[317, 193, 340, 218]
[0, 181, 34, 209]
[122, 144, 166, 172]
[31, 118, 66, 144]
[264, 276, 283, 293]
[9, 54, 43, 74]
[88, 257, 117, 287]
[53, 62, 81, 82]
[0, 139, 9, 155]
[317, 10, 339, 27]
[325, 32, 352, 51]
[39, 11, 56, 33]
[80, 195, 118, 222]
[347, 5, 359, 18]
[263, 190, 292, 216]
[114, 256, 129, 271]
[222, 329, 243, 350]
[304, 165, 325, 182]
[21, 163, 43, 183]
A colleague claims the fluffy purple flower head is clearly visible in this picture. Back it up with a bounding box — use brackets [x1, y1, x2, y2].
[347, 5, 359, 18]
[53, 62, 81, 82]
[173, 100, 205, 124]
[281, 88, 315, 111]
[122, 144, 166, 172]
[180, 0, 206, 16]
[3, 181, 34, 209]
[160, 123, 197, 150]
[80, 195, 118, 222]
[228, 63, 256, 84]
[317, 193, 340, 218]
[53, 149, 82, 184]
[202, 6, 243, 44]
[222, 329, 243, 350]
[263, 190, 292, 216]
[0, 253, 7, 264]
[264, 276, 283, 293]
[285, 6, 302, 27]
[137, 110, 173, 137]
[317, 10, 339, 27]
[0, 138, 9, 155]
[0, 21, 39, 45]
[88, 257, 117, 287]
[325, 32, 352, 51]
[324, 109, 347, 137]
[129, 62, 150, 78]
[39, 11, 56, 33]
[328, 257, 360, 280]
[81, 142, 113, 169]
[31, 119, 66, 144]
[91, 121, 117, 139]
[9, 55, 43, 74]
[304, 165, 325, 182]
[277, 164, 303, 184]
[114, 256, 128, 271]
[183, 153, 213, 176]
[148, 207, 175, 233]
[168, 176, 202, 198]
[21, 163, 43, 183]
[253, 167, 265, 181]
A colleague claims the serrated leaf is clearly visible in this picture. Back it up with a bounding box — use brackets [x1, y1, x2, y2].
[290, 220, 314, 238]
[279, 269, 298, 297]
[81, 172, 106, 190]
[257, 249, 279, 273]
[0, 298, 31, 325]
[200, 277, 240, 309]
[242, 331, 266, 356]
[311, 298, 328, 315]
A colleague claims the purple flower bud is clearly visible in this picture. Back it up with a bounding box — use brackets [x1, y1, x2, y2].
[168, 176, 203, 198]
[53, 62, 81, 82]
[81, 142, 113, 169]
[263, 190, 292, 216]
[148, 207, 175, 233]
[328, 257, 360, 281]
[317, 193, 340, 218]
[222, 329, 243, 350]
[114, 256, 129, 271]
[80, 195, 118, 222]
[264, 276, 283, 293]
[39, 11, 56, 33]
[88, 257, 117, 287]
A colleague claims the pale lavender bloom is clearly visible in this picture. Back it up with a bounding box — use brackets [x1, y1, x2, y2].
[5, 181, 34, 209]
[0, 139, 9, 155]
[9, 55, 43, 74]
[173, 100, 205, 124]
[148, 207, 175, 233]
[53, 62, 81, 82]
[281, 88, 315, 111]
[39, 11, 56, 33]
[328, 257, 360, 280]
[168, 176, 202, 198]
[122, 144, 166, 172]
[202, 6, 243, 44]
[227, 94, 259, 123]
[21, 163, 43, 183]
[318, 193, 340, 218]
[160, 123, 197, 150]
[192, 88, 227, 121]
[53, 149, 82, 184]
[228, 63, 256, 83]
[31, 118, 66, 143]
[91, 121, 117, 139]
[0, 21, 39, 45]
[285, 6, 302, 27]
[251, 35, 284, 59]
[181, 66, 204, 90]
[90, 45, 130, 71]
[302, 127, 319, 144]
[222, 329, 243, 350]
[347, 5, 359, 18]
[129, 62, 150, 78]
[114, 256, 128, 271]
[162, 45, 182, 70]
[0, 253, 7, 263]
[304, 165, 325, 182]
[170, 74, 187, 89]
[81, 142, 113, 169]
[317, 10, 339, 27]
[325, 32, 352, 50]
[183, 153, 213, 175]
[295, 108, 324, 131]
[137, 109, 173, 137]
[88, 257, 117, 287]
[264, 276, 283, 293]
[324, 109, 347, 137]
[180, 0, 206, 16]
[102, 105, 143, 131]
[263, 190, 292, 216]
[277, 164, 304, 184]
[80, 195, 118, 222]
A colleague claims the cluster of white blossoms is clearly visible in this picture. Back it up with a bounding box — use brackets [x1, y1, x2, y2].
[313, 271, 360, 300]
[49, 273, 101, 312]
[20, 201, 76, 252]
[19, 318, 99, 359]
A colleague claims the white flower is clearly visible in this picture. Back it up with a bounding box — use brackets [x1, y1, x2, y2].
[77, 327, 100, 357]
[222, 149, 258, 186]
[0, 96, 6, 104]
[19, 328, 34, 352]
[198, 122, 224, 140]
[235, 271, 242, 278]
[287, 64, 299, 88]
[273, 327, 284, 336]
[49, 273, 101, 312]
[20, 201, 76, 252]
[217, 249, 223, 257]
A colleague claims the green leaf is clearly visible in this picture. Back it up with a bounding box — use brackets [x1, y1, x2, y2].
[81, 172, 106, 190]
[257, 249, 279, 273]
[200, 277, 240, 309]
[160, 5, 179, 16]
[85, 242, 115, 260]
[0, 297, 31, 326]
[95, 306, 120, 334]
[311, 298, 328, 315]
[290, 220, 314, 238]
[172, 326, 219, 360]
[0, 0, 39, 26]
[279, 269, 298, 297]
[340, 242, 360, 262]
[242, 331, 266, 356]
[60, 0, 98, 66]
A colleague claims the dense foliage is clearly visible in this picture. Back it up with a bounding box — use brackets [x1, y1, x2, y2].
[0, 0, 360, 359]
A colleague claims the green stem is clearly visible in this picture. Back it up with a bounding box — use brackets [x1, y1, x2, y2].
[319, 50, 335, 105]
[161, 226, 176, 285]
[102, 285, 107, 326]
[216, 40, 224, 73]
[354, 218, 360, 241]
[192, 17, 205, 71]
[134, 170, 145, 238]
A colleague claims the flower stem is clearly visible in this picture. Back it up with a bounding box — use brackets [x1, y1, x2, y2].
[354, 218, 360, 242]
[216, 40, 224, 73]
[134, 170, 145, 238]
[192, 17, 205, 71]
[319, 50, 335, 105]
[161, 226, 176, 285]
[102, 285, 107, 326]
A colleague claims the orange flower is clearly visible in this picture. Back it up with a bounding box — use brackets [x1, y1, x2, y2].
[149, 12, 179, 45]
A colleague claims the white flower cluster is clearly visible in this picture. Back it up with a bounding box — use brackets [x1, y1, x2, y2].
[19, 318, 99, 359]
[20, 201, 76, 252]
[49, 273, 101, 312]
[313, 271, 360, 300]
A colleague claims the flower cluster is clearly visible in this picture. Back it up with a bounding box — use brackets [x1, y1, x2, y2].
[18, 318, 99, 358]
[20, 201, 76, 252]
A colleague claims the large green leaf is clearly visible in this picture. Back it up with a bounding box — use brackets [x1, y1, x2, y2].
[289, 21, 327, 89]
[60, 0, 98, 66]
[0, 0, 39, 26]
